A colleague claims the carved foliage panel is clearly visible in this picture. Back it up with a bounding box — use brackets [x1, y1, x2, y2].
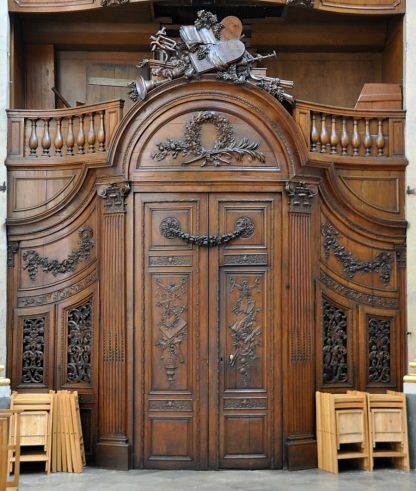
[360, 307, 398, 389]
[319, 293, 353, 388]
[222, 272, 266, 390]
[14, 305, 54, 389]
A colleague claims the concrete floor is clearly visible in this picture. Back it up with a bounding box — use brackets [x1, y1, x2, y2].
[17, 467, 416, 491]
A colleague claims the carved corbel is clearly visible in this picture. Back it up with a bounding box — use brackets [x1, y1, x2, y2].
[97, 182, 131, 214]
[7, 241, 20, 268]
[285, 181, 317, 213]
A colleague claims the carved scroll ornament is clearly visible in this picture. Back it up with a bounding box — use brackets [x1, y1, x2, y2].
[368, 317, 391, 384]
[160, 216, 255, 247]
[97, 182, 130, 213]
[128, 10, 294, 104]
[23, 227, 95, 281]
[152, 112, 265, 167]
[22, 317, 46, 384]
[285, 181, 317, 212]
[321, 223, 393, 285]
[67, 299, 93, 384]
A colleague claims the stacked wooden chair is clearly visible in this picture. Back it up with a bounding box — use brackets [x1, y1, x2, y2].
[8, 392, 54, 474]
[367, 391, 409, 471]
[316, 390, 410, 473]
[0, 409, 21, 491]
[316, 391, 370, 473]
[51, 391, 85, 473]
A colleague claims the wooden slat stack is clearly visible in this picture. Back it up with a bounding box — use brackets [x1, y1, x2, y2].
[51, 391, 85, 473]
[0, 409, 21, 491]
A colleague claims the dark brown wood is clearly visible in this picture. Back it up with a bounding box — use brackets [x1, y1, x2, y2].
[5, 2, 408, 470]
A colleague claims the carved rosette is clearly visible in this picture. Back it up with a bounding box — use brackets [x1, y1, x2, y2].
[368, 316, 391, 384]
[228, 276, 262, 386]
[67, 299, 93, 384]
[98, 182, 131, 214]
[285, 181, 317, 213]
[22, 317, 46, 384]
[322, 299, 348, 384]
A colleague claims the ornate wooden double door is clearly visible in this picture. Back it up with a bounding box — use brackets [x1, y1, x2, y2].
[134, 191, 282, 469]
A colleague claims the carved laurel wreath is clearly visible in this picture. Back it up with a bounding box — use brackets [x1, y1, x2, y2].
[152, 111, 266, 167]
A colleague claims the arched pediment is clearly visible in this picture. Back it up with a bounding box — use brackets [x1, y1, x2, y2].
[107, 77, 309, 183]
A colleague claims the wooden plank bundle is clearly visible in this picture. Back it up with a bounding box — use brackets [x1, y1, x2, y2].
[316, 390, 410, 473]
[51, 391, 85, 473]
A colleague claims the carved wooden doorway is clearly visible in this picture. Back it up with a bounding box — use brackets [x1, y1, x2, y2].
[133, 191, 282, 470]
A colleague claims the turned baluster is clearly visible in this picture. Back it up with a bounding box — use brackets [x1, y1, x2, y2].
[310, 112, 319, 152]
[320, 114, 329, 153]
[66, 116, 75, 155]
[41, 118, 51, 156]
[330, 115, 339, 154]
[352, 119, 361, 156]
[54, 118, 63, 156]
[340, 117, 349, 156]
[88, 112, 96, 153]
[29, 118, 39, 157]
[376, 118, 385, 157]
[364, 118, 372, 157]
[98, 111, 106, 151]
[77, 114, 85, 154]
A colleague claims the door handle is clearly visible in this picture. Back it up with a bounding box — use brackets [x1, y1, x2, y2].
[159, 216, 255, 247]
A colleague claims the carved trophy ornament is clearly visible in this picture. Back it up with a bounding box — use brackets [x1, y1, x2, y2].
[128, 10, 294, 105]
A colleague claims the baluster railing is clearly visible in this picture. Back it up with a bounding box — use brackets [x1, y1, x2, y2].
[294, 101, 405, 160]
[7, 99, 123, 160]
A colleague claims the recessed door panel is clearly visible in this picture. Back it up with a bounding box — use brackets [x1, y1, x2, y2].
[135, 192, 281, 469]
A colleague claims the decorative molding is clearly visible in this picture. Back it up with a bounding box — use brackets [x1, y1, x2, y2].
[100, 0, 129, 6]
[155, 276, 188, 386]
[224, 254, 268, 266]
[287, 0, 314, 7]
[159, 215, 255, 247]
[129, 11, 294, 104]
[368, 316, 391, 384]
[22, 316, 46, 384]
[149, 399, 192, 412]
[23, 227, 95, 281]
[17, 272, 98, 308]
[228, 276, 262, 386]
[224, 398, 267, 410]
[149, 255, 192, 267]
[395, 244, 406, 269]
[285, 181, 317, 213]
[67, 299, 93, 384]
[7, 241, 19, 268]
[322, 299, 348, 384]
[321, 223, 393, 285]
[320, 271, 399, 309]
[97, 182, 131, 214]
[152, 112, 265, 167]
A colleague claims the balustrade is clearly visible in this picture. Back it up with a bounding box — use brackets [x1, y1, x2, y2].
[7, 100, 123, 162]
[294, 101, 405, 160]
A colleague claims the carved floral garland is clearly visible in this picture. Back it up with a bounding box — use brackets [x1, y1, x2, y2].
[152, 112, 265, 167]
